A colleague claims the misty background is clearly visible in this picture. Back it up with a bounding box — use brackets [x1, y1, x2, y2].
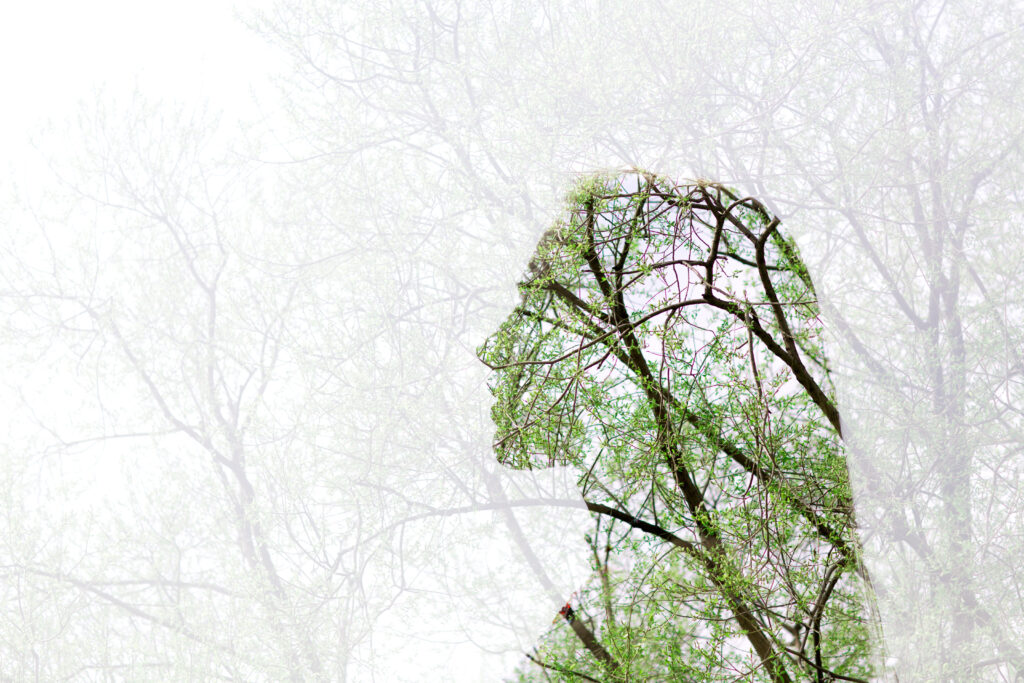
[2, 0, 1023, 680]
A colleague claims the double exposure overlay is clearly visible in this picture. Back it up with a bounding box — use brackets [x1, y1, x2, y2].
[479, 172, 874, 682]
[3, 1, 1023, 680]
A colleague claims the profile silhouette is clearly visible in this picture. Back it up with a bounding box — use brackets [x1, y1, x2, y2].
[477, 170, 872, 683]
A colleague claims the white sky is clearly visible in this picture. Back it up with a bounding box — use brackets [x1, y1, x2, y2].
[0, 0, 280, 155]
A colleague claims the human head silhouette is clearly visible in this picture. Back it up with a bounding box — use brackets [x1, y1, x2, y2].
[477, 170, 873, 682]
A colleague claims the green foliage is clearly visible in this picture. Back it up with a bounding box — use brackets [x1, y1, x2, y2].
[479, 173, 875, 682]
